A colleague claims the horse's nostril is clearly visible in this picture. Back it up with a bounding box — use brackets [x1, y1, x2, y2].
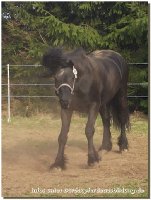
[60, 99, 67, 105]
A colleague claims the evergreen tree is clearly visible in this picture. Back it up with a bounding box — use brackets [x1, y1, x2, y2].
[2, 2, 148, 114]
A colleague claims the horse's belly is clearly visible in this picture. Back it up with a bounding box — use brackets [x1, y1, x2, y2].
[101, 82, 121, 104]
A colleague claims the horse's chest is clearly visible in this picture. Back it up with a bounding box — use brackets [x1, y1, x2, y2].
[70, 95, 91, 113]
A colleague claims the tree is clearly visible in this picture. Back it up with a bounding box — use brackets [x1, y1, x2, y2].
[2, 2, 148, 63]
[2, 2, 148, 114]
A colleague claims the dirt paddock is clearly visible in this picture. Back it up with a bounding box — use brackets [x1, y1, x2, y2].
[2, 113, 148, 198]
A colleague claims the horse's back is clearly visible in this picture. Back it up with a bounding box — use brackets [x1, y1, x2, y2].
[89, 49, 128, 78]
[90, 49, 125, 66]
[89, 49, 121, 59]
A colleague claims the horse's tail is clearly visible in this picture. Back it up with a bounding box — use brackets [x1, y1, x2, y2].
[110, 91, 130, 130]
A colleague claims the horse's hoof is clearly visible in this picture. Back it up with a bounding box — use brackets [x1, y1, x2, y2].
[100, 149, 108, 156]
[122, 149, 128, 153]
[49, 163, 64, 171]
[88, 161, 100, 169]
[50, 166, 63, 172]
[53, 167, 62, 172]
[98, 145, 112, 152]
[119, 148, 128, 153]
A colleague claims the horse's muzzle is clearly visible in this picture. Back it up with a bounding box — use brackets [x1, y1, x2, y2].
[59, 100, 70, 109]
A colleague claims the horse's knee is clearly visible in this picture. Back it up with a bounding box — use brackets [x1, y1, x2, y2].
[85, 125, 95, 139]
[58, 133, 68, 145]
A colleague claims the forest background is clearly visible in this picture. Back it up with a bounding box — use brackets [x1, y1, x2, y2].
[2, 2, 148, 116]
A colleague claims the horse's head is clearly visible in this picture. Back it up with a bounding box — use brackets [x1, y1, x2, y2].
[55, 66, 78, 109]
[42, 47, 79, 109]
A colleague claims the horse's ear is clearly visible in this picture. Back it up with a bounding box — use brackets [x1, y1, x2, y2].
[66, 59, 74, 68]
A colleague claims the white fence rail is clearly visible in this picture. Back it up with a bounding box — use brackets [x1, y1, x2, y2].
[2, 63, 148, 123]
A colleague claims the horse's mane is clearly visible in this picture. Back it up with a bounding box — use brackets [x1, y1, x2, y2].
[42, 47, 86, 75]
[42, 48, 67, 74]
[66, 48, 86, 58]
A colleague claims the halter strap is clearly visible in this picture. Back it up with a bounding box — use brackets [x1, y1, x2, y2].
[55, 66, 77, 95]
[55, 83, 75, 94]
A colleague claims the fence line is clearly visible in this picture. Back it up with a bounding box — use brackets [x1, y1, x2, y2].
[3, 63, 148, 123]
[127, 96, 148, 98]
[127, 63, 148, 65]
[2, 96, 57, 98]
[2, 83, 55, 86]
[2, 95, 148, 98]
[128, 83, 148, 86]
[4, 64, 42, 67]
[1, 82, 148, 86]
[2, 63, 148, 67]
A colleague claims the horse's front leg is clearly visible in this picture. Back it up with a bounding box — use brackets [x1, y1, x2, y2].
[85, 103, 100, 166]
[50, 109, 73, 170]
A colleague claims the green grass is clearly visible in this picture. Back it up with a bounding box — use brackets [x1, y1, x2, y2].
[3, 112, 148, 135]
[130, 116, 148, 135]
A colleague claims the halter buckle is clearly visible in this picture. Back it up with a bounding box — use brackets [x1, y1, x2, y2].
[73, 66, 77, 78]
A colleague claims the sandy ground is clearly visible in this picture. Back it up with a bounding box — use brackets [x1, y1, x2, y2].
[2, 114, 148, 198]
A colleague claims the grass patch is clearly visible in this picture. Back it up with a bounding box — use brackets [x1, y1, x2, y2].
[2, 113, 148, 136]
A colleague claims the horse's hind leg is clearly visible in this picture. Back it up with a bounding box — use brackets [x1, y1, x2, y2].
[85, 103, 100, 166]
[117, 94, 129, 151]
[99, 105, 112, 151]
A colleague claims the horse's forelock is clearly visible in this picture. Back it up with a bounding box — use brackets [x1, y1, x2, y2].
[42, 48, 64, 68]
[42, 47, 86, 76]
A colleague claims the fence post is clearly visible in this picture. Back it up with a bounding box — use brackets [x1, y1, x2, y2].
[7, 64, 11, 123]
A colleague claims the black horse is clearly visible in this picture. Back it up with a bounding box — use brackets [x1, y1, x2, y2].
[42, 47, 130, 170]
